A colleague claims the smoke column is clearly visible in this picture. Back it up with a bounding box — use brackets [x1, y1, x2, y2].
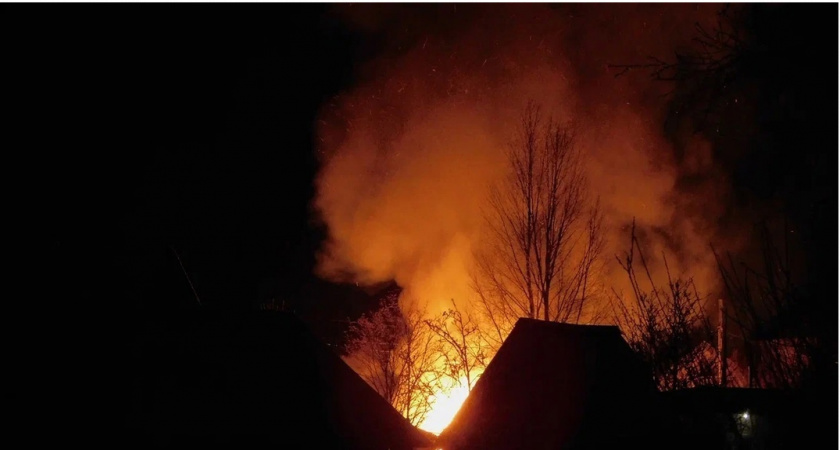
[312, 4, 743, 316]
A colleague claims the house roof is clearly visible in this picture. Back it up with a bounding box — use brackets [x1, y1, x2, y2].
[437, 318, 670, 450]
[128, 310, 432, 449]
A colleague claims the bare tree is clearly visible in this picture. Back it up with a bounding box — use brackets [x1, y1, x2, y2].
[472, 102, 605, 347]
[343, 293, 442, 426]
[609, 4, 835, 393]
[608, 5, 746, 132]
[425, 300, 489, 391]
[612, 220, 721, 391]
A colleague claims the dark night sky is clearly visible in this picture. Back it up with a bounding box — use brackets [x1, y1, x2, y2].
[112, 6, 356, 309]
[18, 6, 388, 345]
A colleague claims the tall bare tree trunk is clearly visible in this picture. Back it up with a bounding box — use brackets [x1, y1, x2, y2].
[474, 102, 604, 339]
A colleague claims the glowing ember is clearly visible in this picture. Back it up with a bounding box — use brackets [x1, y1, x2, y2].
[418, 375, 475, 435]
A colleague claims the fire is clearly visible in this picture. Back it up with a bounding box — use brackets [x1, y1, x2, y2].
[417, 374, 478, 435]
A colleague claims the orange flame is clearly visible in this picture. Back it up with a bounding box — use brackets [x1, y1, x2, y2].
[418, 373, 480, 435]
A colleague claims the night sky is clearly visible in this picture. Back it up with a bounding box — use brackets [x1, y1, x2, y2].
[25, 5, 387, 345]
[112, 6, 366, 315]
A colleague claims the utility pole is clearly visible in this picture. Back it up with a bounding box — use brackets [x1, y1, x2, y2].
[718, 297, 727, 387]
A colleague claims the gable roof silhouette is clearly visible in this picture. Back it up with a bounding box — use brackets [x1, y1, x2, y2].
[438, 318, 670, 450]
[128, 310, 433, 449]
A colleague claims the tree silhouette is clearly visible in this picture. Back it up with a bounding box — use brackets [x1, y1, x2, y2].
[343, 293, 442, 426]
[472, 102, 605, 347]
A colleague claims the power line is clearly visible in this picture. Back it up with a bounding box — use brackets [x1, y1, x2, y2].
[170, 245, 202, 307]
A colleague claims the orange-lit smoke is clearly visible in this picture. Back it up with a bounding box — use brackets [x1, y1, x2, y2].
[313, 4, 742, 317]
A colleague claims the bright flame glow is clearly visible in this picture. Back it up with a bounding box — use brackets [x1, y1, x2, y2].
[418, 375, 476, 435]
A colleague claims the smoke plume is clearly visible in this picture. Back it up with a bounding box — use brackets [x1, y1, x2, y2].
[312, 4, 742, 316]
